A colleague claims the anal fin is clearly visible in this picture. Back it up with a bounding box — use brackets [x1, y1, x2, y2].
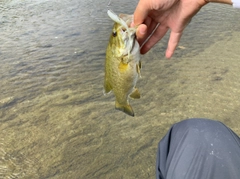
[130, 88, 140, 99]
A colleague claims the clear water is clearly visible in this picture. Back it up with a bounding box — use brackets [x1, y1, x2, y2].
[0, 0, 240, 178]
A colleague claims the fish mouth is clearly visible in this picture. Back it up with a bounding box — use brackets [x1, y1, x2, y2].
[107, 10, 130, 33]
[108, 10, 137, 57]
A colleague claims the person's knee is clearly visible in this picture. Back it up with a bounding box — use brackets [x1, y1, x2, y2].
[173, 118, 222, 132]
[170, 118, 227, 143]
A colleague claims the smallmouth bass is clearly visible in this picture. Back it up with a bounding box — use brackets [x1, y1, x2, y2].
[104, 10, 142, 117]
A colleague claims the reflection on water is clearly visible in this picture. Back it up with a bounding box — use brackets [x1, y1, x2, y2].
[0, 0, 240, 178]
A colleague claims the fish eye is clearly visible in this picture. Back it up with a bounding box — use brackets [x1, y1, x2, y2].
[112, 31, 117, 37]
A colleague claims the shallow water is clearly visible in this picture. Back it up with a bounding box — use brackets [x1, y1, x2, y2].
[0, 0, 240, 178]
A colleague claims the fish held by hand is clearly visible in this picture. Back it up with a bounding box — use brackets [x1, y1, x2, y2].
[104, 10, 142, 117]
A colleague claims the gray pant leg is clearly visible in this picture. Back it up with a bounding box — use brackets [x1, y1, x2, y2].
[156, 118, 240, 179]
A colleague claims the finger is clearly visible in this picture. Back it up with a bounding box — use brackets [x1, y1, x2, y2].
[165, 31, 182, 58]
[136, 24, 147, 46]
[140, 25, 169, 54]
[136, 19, 159, 46]
[144, 16, 152, 27]
[133, 0, 151, 26]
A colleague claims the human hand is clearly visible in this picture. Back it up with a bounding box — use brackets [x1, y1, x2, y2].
[133, 0, 207, 58]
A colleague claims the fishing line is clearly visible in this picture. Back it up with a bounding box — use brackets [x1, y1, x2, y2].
[140, 23, 160, 49]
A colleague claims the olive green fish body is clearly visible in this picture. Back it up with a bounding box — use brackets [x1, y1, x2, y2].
[104, 10, 141, 116]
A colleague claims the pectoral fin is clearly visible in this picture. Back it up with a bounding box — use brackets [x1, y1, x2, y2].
[136, 61, 142, 77]
[130, 88, 140, 99]
[118, 61, 128, 72]
[122, 56, 129, 64]
[115, 101, 134, 117]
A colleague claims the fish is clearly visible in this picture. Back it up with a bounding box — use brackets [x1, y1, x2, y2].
[104, 10, 142, 117]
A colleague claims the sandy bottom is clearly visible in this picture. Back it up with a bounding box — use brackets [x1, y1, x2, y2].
[1, 32, 240, 179]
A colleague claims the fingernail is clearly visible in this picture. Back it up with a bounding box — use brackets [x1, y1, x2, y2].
[140, 27, 146, 35]
[140, 29, 145, 35]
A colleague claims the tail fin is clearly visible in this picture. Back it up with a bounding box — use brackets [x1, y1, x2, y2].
[115, 101, 134, 117]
